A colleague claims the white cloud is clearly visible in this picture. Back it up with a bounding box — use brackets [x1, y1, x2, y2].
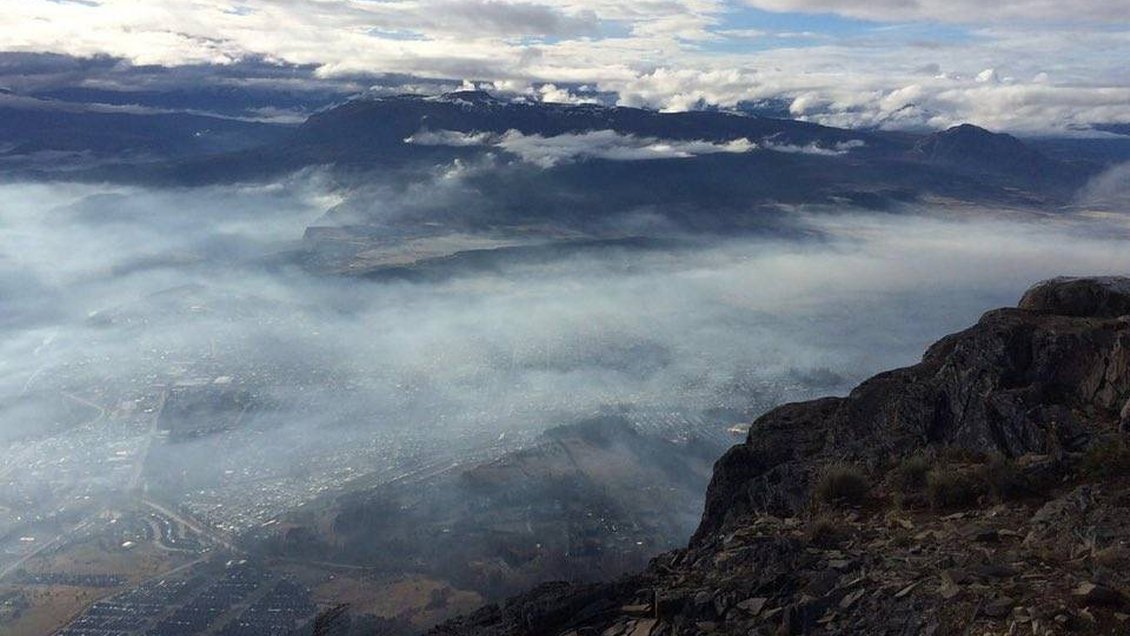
[405, 129, 497, 147]
[536, 83, 601, 104]
[498, 130, 756, 166]
[406, 128, 867, 165]
[763, 139, 865, 156]
[1, 0, 1128, 133]
[975, 68, 999, 84]
[1077, 162, 1130, 210]
[406, 128, 757, 166]
[740, 0, 1126, 24]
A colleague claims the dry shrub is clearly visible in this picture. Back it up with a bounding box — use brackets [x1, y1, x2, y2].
[1093, 545, 1130, 569]
[926, 469, 985, 510]
[974, 455, 1030, 501]
[813, 464, 869, 507]
[1081, 437, 1130, 479]
[808, 515, 846, 548]
[892, 454, 931, 494]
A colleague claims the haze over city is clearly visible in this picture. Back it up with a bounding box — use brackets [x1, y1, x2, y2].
[1, 1, 1129, 635]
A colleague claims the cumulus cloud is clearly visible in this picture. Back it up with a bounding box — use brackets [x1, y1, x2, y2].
[785, 80, 1130, 133]
[535, 83, 602, 104]
[1, 0, 1129, 133]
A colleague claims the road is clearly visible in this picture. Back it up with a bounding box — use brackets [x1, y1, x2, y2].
[0, 517, 95, 581]
[128, 389, 167, 492]
[142, 498, 242, 554]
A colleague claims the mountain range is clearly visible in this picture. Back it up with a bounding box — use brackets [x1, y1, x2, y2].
[5, 90, 1119, 211]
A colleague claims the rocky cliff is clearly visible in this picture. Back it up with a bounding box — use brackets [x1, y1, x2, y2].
[429, 277, 1130, 635]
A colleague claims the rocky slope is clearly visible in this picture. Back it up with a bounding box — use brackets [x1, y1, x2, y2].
[429, 276, 1130, 635]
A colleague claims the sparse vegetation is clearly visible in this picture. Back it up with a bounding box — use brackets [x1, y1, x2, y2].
[813, 463, 869, 506]
[925, 469, 984, 510]
[892, 455, 931, 494]
[807, 515, 846, 548]
[1093, 545, 1130, 569]
[938, 445, 987, 465]
[897, 451, 1027, 510]
[1080, 437, 1130, 479]
[974, 455, 1029, 501]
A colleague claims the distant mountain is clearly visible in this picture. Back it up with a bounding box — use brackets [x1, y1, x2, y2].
[1095, 123, 1130, 137]
[286, 89, 871, 163]
[29, 85, 347, 121]
[912, 123, 1085, 186]
[0, 98, 293, 171]
[88, 91, 1092, 234]
[1, 91, 1106, 234]
[1, 89, 1106, 283]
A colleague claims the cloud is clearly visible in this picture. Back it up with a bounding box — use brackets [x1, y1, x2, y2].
[5, 168, 1130, 529]
[428, 0, 599, 37]
[534, 83, 602, 104]
[785, 80, 1130, 133]
[405, 129, 498, 147]
[739, 0, 1126, 24]
[1077, 162, 1130, 210]
[762, 139, 865, 156]
[406, 129, 759, 166]
[1, 1, 1128, 133]
[405, 128, 868, 165]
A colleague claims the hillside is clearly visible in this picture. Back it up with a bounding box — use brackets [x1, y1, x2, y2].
[429, 277, 1130, 635]
[256, 418, 725, 606]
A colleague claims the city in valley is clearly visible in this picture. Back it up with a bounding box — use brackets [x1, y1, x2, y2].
[0, 262, 808, 634]
[1, 6, 1129, 632]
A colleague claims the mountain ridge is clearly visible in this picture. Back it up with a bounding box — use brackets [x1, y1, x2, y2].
[34, 91, 1097, 214]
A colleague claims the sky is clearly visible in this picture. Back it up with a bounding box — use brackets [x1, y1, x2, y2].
[1, 0, 1129, 133]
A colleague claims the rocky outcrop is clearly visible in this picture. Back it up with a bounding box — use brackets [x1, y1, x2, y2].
[696, 278, 1130, 542]
[1018, 277, 1130, 319]
[429, 277, 1130, 635]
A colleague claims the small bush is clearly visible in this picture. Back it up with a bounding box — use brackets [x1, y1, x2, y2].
[807, 515, 846, 548]
[892, 455, 931, 494]
[975, 455, 1030, 501]
[1080, 438, 1130, 479]
[813, 464, 869, 506]
[926, 469, 985, 510]
[938, 445, 987, 465]
[1093, 545, 1130, 569]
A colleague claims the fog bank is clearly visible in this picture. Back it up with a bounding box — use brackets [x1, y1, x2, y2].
[2, 175, 1129, 530]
